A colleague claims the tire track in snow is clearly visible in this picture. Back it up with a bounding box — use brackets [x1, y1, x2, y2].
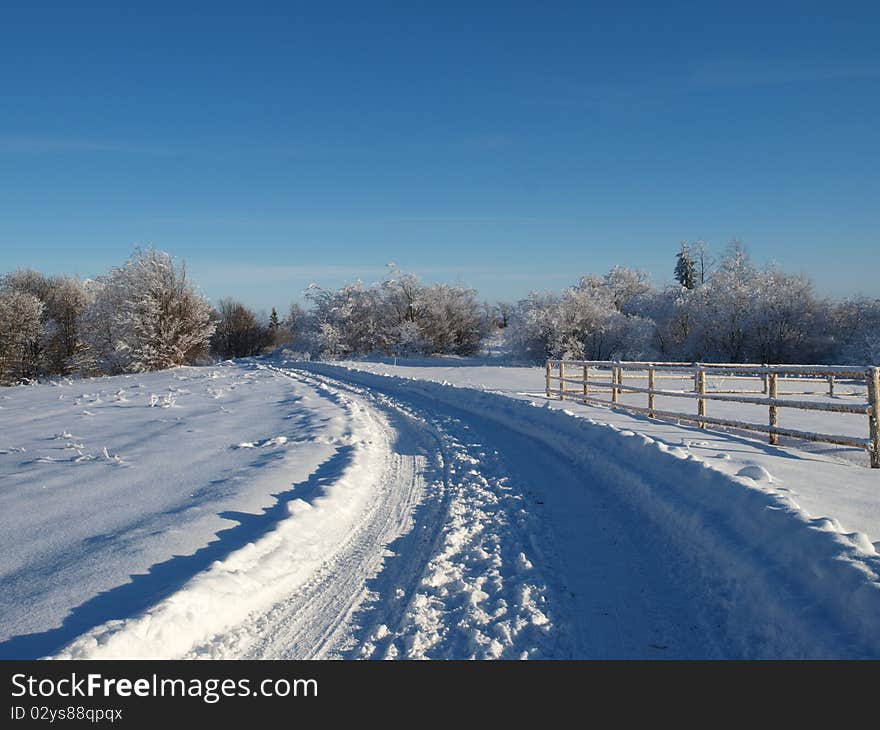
[176, 365, 456, 659]
[298, 363, 880, 659]
[54, 360, 877, 659]
[256, 366, 715, 659]
[190, 365, 563, 659]
[52, 374, 401, 659]
[284, 366, 730, 658]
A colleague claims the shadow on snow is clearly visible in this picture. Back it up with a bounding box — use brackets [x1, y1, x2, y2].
[0, 445, 355, 659]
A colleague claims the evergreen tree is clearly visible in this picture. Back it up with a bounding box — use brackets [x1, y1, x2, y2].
[269, 307, 279, 330]
[674, 242, 696, 289]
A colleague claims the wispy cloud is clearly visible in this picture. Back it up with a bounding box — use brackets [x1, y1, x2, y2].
[459, 133, 523, 151]
[189, 263, 390, 285]
[147, 214, 558, 228]
[188, 261, 559, 288]
[0, 131, 532, 159]
[0, 136, 136, 153]
[529, 61, 880, 110]
[689, 62, 880, 88]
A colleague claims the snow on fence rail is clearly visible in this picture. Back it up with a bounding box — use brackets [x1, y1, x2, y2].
[544, 359, 880, 468]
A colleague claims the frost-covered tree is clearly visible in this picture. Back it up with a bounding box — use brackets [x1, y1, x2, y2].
[494, 301, 513, 329]
[665, 242, 827, 363]
[43, 275, 92, 373]
[0, 289, 43, 383]
[603, 266, 652, 312]
[300, 268, 488, 359]
[380, 266, 423, 327]
[391, 320, 427, 358]
[305, 281, 386, 358]
[508, 291, 561, 361]
[510, 273, 655, 362]
[638, 285, 701, 360]
[2, 269, 91, 375]
[418, 282, 487, 355]
[559, 281, 654, 360]
[694, 240, 756, 362]
[78, 248, 215, 373]
[1, 270, 48, 375]
[830, 297, 880, 365]
[750, 268, 826, 363]
[694, 241, 713, 285]
[554, 283, 620, 360]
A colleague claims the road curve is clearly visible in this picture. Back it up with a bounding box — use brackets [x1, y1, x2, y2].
[210, 364, 724, 659]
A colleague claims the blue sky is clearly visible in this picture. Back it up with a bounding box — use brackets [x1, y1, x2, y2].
[1, 1, 878, 311]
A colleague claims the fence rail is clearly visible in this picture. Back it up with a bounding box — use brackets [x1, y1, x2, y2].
[544, 359, 880, 468]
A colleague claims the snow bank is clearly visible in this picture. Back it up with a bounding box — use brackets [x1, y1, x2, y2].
[52, 383, 388, 659]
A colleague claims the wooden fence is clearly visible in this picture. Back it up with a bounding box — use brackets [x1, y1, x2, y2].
[544, 360, 880, 468]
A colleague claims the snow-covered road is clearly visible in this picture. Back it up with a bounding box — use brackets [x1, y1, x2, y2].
[219, 365, 717, 659]
[187, 367, 441, 659]
[281, 364, 880, 659]
[62, 362, 719, 660]
[4, 360, 879, 659]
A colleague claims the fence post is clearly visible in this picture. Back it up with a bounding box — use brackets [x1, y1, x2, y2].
[559, 361, 565, 401]
[648, 366, 655, 418]
[697, 367, 706, 428]
[612, 365, 619, 404]
[769, 373, 779, 445]
[828, 375, 835, 397]
[868, 367, 880, 469]
[583, 364, 589, 403]
[545, 361, 551, 398]
[762, 365, 769, 395]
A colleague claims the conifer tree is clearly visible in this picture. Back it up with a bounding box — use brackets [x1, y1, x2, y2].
[674, 242, 696, 290]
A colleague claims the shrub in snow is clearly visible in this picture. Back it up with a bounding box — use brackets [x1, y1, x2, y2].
[305, 281, 387, 359]
[417, 281, 488, 356]
[509, 273, 655, 362]
[78, 247, 215, 373]
[301, 267, 489, 359]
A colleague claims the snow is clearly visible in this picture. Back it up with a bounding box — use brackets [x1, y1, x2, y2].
[0, 361, 348, 658]
[2, 354, 880, 659]
[326, 359, 880, 542]
[54, 373, 392, 659]
[290, 362, 880, 658]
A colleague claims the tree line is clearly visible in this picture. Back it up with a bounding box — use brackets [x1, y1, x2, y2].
[0, 248, 294, 385]
[1, 241, 878, 385]
[509, 240, 880, 366]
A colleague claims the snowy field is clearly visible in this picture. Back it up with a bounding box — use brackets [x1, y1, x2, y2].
[1, 356, 879, 659]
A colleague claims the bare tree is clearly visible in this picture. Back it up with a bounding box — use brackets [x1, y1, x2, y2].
[211, 298, 271, 359]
